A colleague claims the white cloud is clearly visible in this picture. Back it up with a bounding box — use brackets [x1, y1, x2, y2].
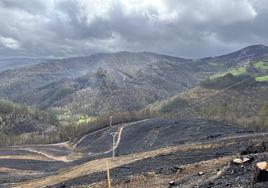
[74, 0, 113, 24]
[120, 0, 180, 22]
[0, 36, 20, 49]
[0, 0, 267, 58]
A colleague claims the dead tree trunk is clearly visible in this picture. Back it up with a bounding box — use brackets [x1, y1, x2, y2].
[253, 162, 268, 184]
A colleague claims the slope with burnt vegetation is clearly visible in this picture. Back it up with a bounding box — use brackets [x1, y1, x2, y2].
[147, 74, 268, 129]
[0, 45, 267, 117]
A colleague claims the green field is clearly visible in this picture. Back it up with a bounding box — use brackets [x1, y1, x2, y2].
[55, 110, 96, 126]
[210, 66, 247, 79]
[77, 115, 96, 125]
[256, 75, 268, 81]
[254, 61, 268, 70]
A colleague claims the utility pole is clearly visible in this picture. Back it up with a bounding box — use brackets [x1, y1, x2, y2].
[110, 132, 118, 159]
[110, 115, 113, 127]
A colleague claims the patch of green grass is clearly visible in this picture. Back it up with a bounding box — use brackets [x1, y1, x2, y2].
[256, 75, 268, 82]
[229, 67, 247, 75]
[254, 61, 268, 70]
[210, 66, 247, 79]
[77, 115, 96, 125]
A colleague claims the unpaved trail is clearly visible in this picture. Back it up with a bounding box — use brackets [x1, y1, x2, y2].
[73, 119, 149, 149]
[5, 124, 126, 163]
[11, 139, 237, 188]
[9, 142, 81, 162]
[19, 148, 72, 162]
[7, 130, 268, 163]
[0, 167, 44, 176]
[11, 131, 268, 188]
[88, 125, 125, 156]
[73, 124, 125, 149]
[0, 154, 54, 161]
[11, 141, 70, 149]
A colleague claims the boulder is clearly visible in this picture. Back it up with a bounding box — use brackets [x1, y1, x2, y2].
[168, 181, 176, 187]
[232, 156, 254, 165]
[198, 171, 205, 175]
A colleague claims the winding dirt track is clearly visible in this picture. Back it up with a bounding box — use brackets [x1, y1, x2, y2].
[3, 123, 126, 163]
[11, 131, 268, 188]
[12, 142, 228, 188]
[17, 148, 72, 162]
[0, 167, 44, 176]
[5, 118, 268, 188]
[0, 154, 54, 161]
[88, 125, 125, 157]
[9, 129, 268, 163]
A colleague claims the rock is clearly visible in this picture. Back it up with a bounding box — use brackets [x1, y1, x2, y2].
[253, 161, 268, 184]
[232, 156, 254, 165]
[217, 170, 222, 175]
[168, 181, 176, 187]
[233, 158, 243, 165]
[242, 156, 254, 163]
[198, 171, 205, 175]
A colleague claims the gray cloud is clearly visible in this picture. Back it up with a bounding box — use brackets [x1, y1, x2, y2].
[0, 0, 267, 59]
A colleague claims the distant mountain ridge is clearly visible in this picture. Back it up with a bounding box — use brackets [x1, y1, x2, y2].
[0, 45, 267, 115]
[200, 44, 268, 67]
[0, 58, 49, 72]
[0, 52, 203, 115]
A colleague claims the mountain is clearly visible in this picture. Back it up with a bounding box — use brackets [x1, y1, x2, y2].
[0, 45, 267, 116]
[0, 52, 210, 115]
[0, 58, 48, 72]
[199, 44, 268, 68]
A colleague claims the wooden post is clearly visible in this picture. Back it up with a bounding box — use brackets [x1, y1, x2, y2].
[106, 160, 111, 188]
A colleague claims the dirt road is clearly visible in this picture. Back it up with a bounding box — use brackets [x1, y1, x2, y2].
[13, 131, 268, 188]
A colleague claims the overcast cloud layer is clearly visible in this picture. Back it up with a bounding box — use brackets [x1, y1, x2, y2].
[0, 0, 267, 59]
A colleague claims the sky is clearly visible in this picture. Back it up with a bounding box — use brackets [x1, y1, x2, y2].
[0, 0, 268, 59]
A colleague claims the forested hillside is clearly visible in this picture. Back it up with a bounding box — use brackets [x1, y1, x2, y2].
[147, 74, 268, 129]
[0, 45, 268, 145]
[0, 100, 57, 146]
